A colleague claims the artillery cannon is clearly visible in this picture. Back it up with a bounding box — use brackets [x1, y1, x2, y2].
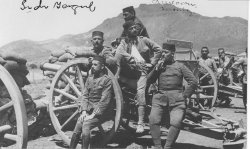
[40, 39, 246, 149]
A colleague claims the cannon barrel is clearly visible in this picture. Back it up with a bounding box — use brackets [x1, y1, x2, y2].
[40, 62, 88, 76]
[40, 62, 62, 72]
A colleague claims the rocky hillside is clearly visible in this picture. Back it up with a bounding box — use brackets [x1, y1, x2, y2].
[0, 4, 247, 63]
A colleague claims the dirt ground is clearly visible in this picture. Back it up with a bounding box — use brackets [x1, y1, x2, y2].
[5, 69, 248, 149]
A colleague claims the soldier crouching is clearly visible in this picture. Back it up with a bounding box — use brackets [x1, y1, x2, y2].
[147, 43, 198, 149]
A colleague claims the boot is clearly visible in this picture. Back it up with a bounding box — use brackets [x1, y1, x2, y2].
[69, 132, 81, 149]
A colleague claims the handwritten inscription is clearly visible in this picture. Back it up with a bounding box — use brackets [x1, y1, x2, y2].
[152, 0, 197, 15]
[20, 0, 96, 14]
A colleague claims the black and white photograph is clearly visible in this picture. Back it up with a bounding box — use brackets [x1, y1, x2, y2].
[0, 0, 248, 148]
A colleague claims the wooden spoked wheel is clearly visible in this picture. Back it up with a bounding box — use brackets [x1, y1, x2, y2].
[48, 59, 123, 147]
[0, 65, 28, 148]
[190, 62, 218, 109]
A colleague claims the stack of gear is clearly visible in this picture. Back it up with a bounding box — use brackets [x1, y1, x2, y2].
[48, 49, 75, 63]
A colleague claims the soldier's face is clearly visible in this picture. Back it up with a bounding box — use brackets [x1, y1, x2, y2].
[218, 50, 225, 58]
[128, 25, 139, 37]
[91, 60, 104, 74]
[162, 49, 174, 63]
[123, 12, 134, 21]
[91, 36, 104, 49]
[201, 48, 209, 57]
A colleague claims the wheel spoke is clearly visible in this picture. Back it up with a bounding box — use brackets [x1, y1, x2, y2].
[61, 110, 79, 130]
[191, 94, 214, 99]
[200, 73, 209, 81]
[62, 73, 81, 97]
[76, 66, 85, 94]
[4, 134, 18, 142]
[53, 103, 78, 111]
[54, 88, 78, 102]
[0, 101, 13, 112]
[0, 125, 12, 133]
[200, 85, 215, 89]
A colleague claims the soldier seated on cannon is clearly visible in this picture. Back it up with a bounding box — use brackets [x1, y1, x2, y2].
[48, 31, 116, 73]
[114, 21, 162, 133]
[70, 55, 114, 149]
[111, 6, 149, 49]
[147, 43, 198, 149]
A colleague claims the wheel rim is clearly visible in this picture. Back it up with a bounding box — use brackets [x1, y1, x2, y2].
[0, 65, 28, 148]
[48, 59, 123, 147]
[191, 62, 218, 109]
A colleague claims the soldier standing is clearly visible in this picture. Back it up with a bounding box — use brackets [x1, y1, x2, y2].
[218, 48, 231, 84]
[115, 21, 162, 133]
[148, 43, 198, 149]
[217, 48, 233, 106]
[69, 56, 113, 149]
[232, 48, 247, 109]
[199, 47, 218, 74]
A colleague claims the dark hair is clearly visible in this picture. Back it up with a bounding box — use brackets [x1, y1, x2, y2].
[122, 6, 136, 16]
[93, 55, 106, 65]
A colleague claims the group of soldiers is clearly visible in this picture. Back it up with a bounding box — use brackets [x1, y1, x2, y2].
[64, 5, 248, 149]
[0, 5, 246, 149]
[67, 6, 199, 149]
[199, 46, 247, 108]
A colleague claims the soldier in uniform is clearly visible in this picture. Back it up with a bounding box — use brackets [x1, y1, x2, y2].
[115, 21, 162, 133]
[121, 6, 149, 38]
[148, 43, 198, 149]
[217, 48, 232, 106]
[69, 55, 113, 149]
[218, 48, 231, 85]
[199, 47, 218, 74]
[111, 6, 150, 48]
[232, 48, 247, 109]
[76, 31, 116, 72]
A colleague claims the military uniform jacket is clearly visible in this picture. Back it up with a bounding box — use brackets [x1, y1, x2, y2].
[115, 36, 162, 72]
[148, 61, 198, 99]
[232, 57, 247, 84]
[121, 16, 149, 38]
[80, 74, 113, 116]
[76, 46, 114, 58]
[199, 57, 218, 73]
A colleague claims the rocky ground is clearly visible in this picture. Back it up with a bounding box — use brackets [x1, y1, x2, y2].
[4, 69, 248, 149]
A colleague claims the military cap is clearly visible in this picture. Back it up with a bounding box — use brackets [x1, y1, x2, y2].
[92, 31, 104, 38]
[122, 6, 135, 15]
[218, 48, 225, 52]
[93, 55, 106, 65]
[162, 43, 176, 52]
[123, 20, 137, 30]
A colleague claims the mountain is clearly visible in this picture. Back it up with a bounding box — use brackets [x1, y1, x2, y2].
[0, 4, 247, 63]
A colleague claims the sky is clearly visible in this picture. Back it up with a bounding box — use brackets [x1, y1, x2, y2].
[0, 0, 248, 47]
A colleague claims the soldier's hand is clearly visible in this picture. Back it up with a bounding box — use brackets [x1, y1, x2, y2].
[79, 111, 87, 122]
[84, 113, 95, 121]
[145, 63, 153, 68]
